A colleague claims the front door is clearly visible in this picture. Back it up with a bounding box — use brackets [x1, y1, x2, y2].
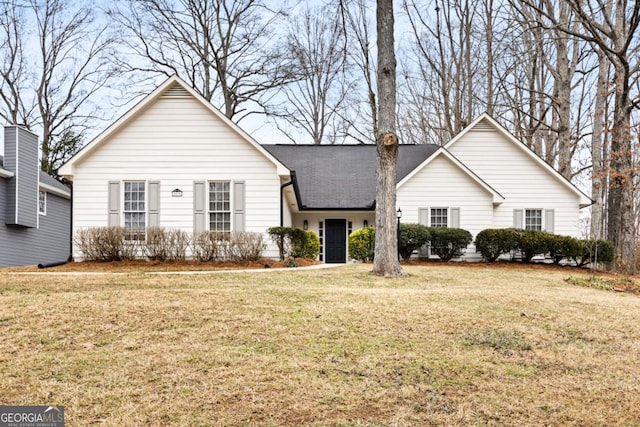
[325, 219, 347, 263]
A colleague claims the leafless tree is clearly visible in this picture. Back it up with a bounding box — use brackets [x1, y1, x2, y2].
[33, 0, 116, 174]
[0, 0, 36, 127]
[373, 0, 405, 277]
[521, 0, 640, 269]
[338, 0, 377, 144]
[109, 0, 292, 123]
[0, 0, 117, 174]
[400, 0, 487, 144]
[271, 5, 351, 145]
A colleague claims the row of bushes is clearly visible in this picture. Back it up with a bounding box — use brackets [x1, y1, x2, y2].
[348, 224, 614, 266]
[74, 227, 266, 262]
[74, 226, 322, 263]
[348, 224, 473, 262]
[474, 228, 614, 265]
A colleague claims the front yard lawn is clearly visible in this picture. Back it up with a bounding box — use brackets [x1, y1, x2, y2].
[1, 263, 639, 425]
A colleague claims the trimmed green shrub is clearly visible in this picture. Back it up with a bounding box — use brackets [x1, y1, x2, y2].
[267, 227, 318, 260]
[292, 230, 320, 259]
[428, 227, 473, 261]
[475, 228, 519, 262]
[398, 223, 431, 260]
[547, 234, 583, 264]
[575, 239, 615, 266]
[515, 230, 552, 263]
[348, 227, 375, 262]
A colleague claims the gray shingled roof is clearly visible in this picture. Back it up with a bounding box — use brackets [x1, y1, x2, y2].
[263, 144, 439, 210]
[39, 171, 71, 195]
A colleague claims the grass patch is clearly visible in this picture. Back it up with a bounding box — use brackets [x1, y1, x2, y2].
[565, 275, 614, 291]
[462, 329, 532, 352]
[1, 264, 640, 425]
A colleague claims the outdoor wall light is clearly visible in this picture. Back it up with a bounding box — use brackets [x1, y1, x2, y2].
[303, 220, 308, 230]
[171, 188, 183, 197]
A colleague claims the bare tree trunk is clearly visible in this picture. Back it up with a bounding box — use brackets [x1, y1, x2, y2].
[553, 3, 573, 179]
[607, 59, 635, 269]
[484, 0, 494, 116]
[372, 0, 405, 277]
[590, 49, 609, 239]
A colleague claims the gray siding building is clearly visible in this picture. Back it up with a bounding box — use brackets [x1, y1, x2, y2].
[0, 126, 71, 268]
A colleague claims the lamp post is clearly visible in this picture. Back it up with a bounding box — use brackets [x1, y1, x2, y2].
[396, 207, 402, 261]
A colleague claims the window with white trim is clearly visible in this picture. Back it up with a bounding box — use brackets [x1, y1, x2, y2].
[124, 181, 146, 239]
[525, 209, 542, 231]
[208, 181, 231, 233]
[430, 208, 448, 227]
[38, 191, 46, 215]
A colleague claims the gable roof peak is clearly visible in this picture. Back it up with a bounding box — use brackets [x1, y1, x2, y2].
[58, 74, 289, 177]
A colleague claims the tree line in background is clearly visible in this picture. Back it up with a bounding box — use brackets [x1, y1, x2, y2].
[0, 0, 638, 269]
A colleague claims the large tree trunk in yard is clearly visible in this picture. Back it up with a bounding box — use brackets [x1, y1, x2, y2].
[606, 64, 635, 270]
[372, 0, 405, 277]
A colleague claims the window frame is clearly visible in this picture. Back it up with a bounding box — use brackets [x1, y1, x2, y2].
[38, 191, 46, 215]
[430, 207, 448, 228]
[524, 208, 543, 231]
[208, 180, 231, 234]
[123, 180, 146, 240]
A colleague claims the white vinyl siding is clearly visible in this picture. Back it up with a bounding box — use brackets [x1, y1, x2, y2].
[70, 92, 284, 258]
[447, 123, 582, 237]
[398, 154, 493, 261]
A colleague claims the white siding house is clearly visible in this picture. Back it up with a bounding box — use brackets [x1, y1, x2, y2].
[59, 76, 290, 259]
[445, 115, 591, 238]
[59, 76, 592, 263]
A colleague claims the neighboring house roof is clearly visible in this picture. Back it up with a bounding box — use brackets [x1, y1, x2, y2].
[263, 144, 439, 210]
[39, 172, 71, 199]
[58, 75, 290, 178]
[1, 154, 69, 198]
[0, 155, 12, 178]
[445, 113, 593, 208]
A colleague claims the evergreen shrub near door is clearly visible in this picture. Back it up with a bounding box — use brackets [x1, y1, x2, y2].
[267, 227, 319, 260]
[348, 227, 375, 262]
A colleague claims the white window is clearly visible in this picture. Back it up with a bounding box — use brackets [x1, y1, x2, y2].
[525, 209, 542, 231]
[430, 208, 448, 227]
[208, 181, 231, 233]
[38, 191, 46, 215]
[124, 181, 145, 239]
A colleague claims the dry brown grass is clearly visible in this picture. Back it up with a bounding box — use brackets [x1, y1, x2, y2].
[1, 263, 640, 426]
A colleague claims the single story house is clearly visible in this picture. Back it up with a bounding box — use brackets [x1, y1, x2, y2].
[0, 126, 71, 267]
[58, 75, 591, 263]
